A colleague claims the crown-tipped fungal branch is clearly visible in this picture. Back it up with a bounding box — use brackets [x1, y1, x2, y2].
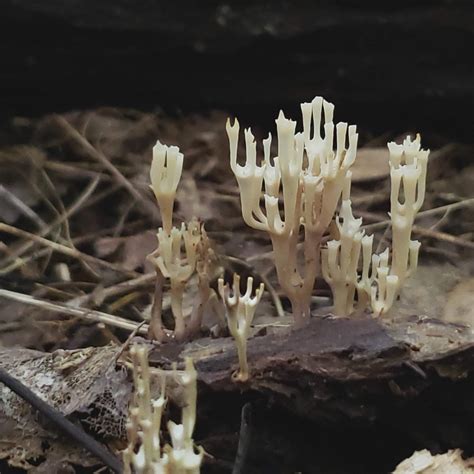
[218, 274, 264, 382]
[388, 135, 428, 289]
[150, 141, 184, 235]
[123, 345, 203, 473]
[322, 135, 429, 316]
[123, 345, 168, 473]
[148, 141, 215, 341]
[321, 199, 363, 316]
[227, 97, 357, 324]
[228, 97, 429, 320]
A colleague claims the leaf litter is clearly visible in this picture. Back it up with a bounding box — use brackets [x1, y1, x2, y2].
[0, 107, 473, 471]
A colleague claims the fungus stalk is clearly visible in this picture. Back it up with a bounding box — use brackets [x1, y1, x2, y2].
[322, 199, 363, 316]
[369, 248, 399, 316]
[355, 234, 375, 310]
[148, 269, 166, 342]
[324, 135, 429, 317]
[218, 274, 264, 382]
[123, 345, 167, 473]
[166, 358, 203, 472]
[357, 135, 428, 316]
[148, 140, 215, 341]
[388, 135, 428, 288]
[123, 345, 203, 473]
[148, 140, 184, 341]
[148, 219, 202, 341]
[227, 97, 357, 325]
[187, 228, 216, 338]
[357, 135, 429, 316]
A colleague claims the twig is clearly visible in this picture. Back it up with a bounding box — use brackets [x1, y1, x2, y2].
[53, 115, 158, 219]
[0, 176, 101, 269]
[113, 320, 148, 364]
[77, 182, 122, 213]
[67, 272, 156, 307]
[0, 185, 47, 228]
[0, 367, 123, 473]
[362, 198, 474, 233]
[246, 199, 474, 263]
[44, 160, 115, 181]
[412, 225, 474, 251]
[112, 197, 138, 238]
[0, 219, 148, 277]
[429, 207, 451, 231]
[0, 223, 139, 277]
[356, 208, 474, 251]
[35, 168, 76, 275]
[0, 289, 148, 334]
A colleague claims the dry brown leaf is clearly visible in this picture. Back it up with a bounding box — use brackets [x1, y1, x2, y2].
[443, 278, 474, 326]
[351, 147, 390, 183]
[393, 449, 474, 473]
[392, 262, 468, 321]
[94, 231, 157, 271]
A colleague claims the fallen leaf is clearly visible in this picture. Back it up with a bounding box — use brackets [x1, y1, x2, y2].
[443, 278, 474, 326]
[351, 147, 390, 183]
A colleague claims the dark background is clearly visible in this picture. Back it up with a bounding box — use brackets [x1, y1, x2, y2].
[1, 0, 473, 140]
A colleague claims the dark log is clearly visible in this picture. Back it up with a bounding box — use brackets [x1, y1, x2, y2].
[151, 315, 474, 472]
[0, 315, 472, 472]
[151, 315, 474, 418]
[1, 2, 473, 141]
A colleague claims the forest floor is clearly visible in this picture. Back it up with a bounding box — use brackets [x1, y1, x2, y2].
[0, 107, 473, 473]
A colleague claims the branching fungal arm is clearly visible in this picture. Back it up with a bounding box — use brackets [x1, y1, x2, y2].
[218, 274, 264, 382]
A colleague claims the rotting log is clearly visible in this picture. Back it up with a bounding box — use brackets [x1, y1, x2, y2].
[184, 317, 474, 474]
[152, 314, 474, 471]
[150, 315, 474, 420]
[1, 315, 472, 472]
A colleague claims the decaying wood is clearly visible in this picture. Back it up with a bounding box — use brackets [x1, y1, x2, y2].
[176, 314, 473, 472]
[393, 449, 474, 473]
[1, 314, 472, 472]
[148, 315, 473, 423]
[0, 344, 130, 472]
[0, 367, 122, 473]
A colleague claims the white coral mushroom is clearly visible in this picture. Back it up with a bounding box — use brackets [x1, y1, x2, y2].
[150, 141, 184, 234]
[226, 96, 358, 325]
[218, 274, 264, 382]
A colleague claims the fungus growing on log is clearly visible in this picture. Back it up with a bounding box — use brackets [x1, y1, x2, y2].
[218, 274, 264, 382]
[227, 97, 429, 319]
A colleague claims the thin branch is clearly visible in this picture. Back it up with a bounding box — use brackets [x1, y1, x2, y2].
[0, 223, 139, 277]
[67, 273, 156, 307]
[247, 199, 474, 263]
[0, 289, 148, 334]
[0, 176, 101, 269]
[0, 367, 123, 473]
[0, 185, 47, 228]
[44, 160, 115, 181]
[362, 198, 474, 233]
[0, 219, 147, 276]
[412, 225, 474, 251]
[356, 208, 474, 251]
[53, 115, 158, 219]
[113, 320, 148, 364]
